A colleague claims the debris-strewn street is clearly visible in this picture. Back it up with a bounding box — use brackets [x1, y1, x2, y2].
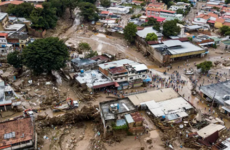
[2, 0, 230, 150]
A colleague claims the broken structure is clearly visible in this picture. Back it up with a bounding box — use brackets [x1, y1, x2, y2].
[0, 118, 36, 150]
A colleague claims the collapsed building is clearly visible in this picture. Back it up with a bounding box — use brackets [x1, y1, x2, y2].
[0, 118, 36, 150]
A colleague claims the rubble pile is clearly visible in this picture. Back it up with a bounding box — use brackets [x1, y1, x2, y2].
[40, 105, 100, 126]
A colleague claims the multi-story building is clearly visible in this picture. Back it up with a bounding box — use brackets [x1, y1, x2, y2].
[169, 2, 190, 11]
[99, 59, 149, 89]
[146, 8, 183, 21]
[146, 3, 167, 10]
[0, 33, 13, 55]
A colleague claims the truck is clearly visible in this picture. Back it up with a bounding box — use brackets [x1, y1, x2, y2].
[53, 98, 79, 112]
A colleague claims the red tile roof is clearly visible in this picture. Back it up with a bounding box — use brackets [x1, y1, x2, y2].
[160, 9, 175, 14]
[208, 12, 218, 18]
[223, 22, 230, 26]
[0, 118, 34, 148]
[216, 18, 225, 23]
[35, 4, 43, 8]
[0, 33, 8, 37]
[0, 1, 23, 6]
[147, 41, 162, 45]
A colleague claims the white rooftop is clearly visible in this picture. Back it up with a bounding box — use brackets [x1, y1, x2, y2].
[128, 88, 179, 106]
[144, 97, 193, 118]
[136, 27, 163, 38]
[163, 40, 183, 47]
[5, 24, 25, 31]
[75, 70, 113, 88]
[133, 64, 148, 71]
[0, 13, 7, 21]
[197, 124, 225, 139]
[99, 59, 139, 69]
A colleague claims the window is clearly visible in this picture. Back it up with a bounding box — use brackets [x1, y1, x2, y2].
[130, 77, 133, 80]
[142, 75, 145, 77]
[120, 77, 123, 79]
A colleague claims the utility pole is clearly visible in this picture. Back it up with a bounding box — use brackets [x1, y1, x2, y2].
[211, 91, 216, 112]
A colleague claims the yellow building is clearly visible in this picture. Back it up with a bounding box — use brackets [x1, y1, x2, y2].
[214, 18, 225, 28]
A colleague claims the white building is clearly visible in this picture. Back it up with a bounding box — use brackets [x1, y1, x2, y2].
[136, 27, 163, 39]
[169, 2, 190, 11]
[99, 59, 149, 88]
[107, 6, 130, 14]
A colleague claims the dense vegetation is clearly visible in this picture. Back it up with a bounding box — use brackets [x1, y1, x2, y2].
[7, 0, 98, 30]
[197, 61, 213, 73]
[22, 37, 69, 74]
[163, 20, 181, 37]
[124, 23, 137, 43]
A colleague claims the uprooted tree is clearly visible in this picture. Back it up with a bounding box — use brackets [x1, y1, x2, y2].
[22, 37, 69, 75]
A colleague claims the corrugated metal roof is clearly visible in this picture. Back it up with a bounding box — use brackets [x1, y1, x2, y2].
[197, 124, 225, 139]
[167, 42, 204, 55]
[136, 27, 163, 38]
[124, 114, 134, 123]
[133, 64, 148, 71]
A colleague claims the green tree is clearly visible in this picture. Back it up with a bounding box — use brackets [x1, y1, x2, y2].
[141, 2, 146, 6]
[30, 2, 58, 29]
[225, 31, 230, 35]
[163, 20, 181, 37]
[79, 2, 99, 22]
[145, 33, 158, 41]
[220, 26, 230, 35]
[124, 23, 137, 43]
[85, 50, 98, 58]
[85, 0, 96, 4]
[7, 51, 23, 69]
[197, 61, 213, 73]
[50, 0, 67, 17]
[65, 0, 79, 19]
[226, 0, 230, 4]
[143, 17, 160, 31]
[7, 3, 34, 18]
[100, 0, 111, 7]
[22, 37, 69, 75]
[78, 42, 91, 52]
[131, 15, 137, 19]
[176, 9, 184, 15]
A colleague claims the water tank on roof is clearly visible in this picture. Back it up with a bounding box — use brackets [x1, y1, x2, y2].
[80, 69, 84, 73]
[2, 45, 6, 48]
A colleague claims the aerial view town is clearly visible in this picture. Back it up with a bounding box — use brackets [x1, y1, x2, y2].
[1, 0, 230, 149]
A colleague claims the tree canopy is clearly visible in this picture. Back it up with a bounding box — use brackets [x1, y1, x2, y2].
[78, 42, 91, 52]
[142, 17, 160, 31]
[197, 61, 213, 73]
[220, 26, 230, 35]
[30, 3, 58, 30]
[176, 9, 184, 15]
[163, 20, 181, 37]
[124, 23, 137, 43]
[7, 3, 34, 18]
[100, 0, 111, 7]
[23, 37, 69, 74]
[7, 51, 23, 69]
[145, 33, 158, 41]
[79, 2, 99, 22]
[226, 0, 230, 4]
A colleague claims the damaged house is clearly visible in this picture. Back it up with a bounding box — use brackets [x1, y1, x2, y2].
[0, 79, 19, 111]
[99, 98, 138, 136]
[0, 118, 36, 150]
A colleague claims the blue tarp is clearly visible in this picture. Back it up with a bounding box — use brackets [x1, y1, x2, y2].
[143, 76, 152, 82]
[116, 119, 127, 126]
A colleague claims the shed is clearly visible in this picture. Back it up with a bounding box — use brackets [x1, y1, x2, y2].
[124, 114, 134, 128]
